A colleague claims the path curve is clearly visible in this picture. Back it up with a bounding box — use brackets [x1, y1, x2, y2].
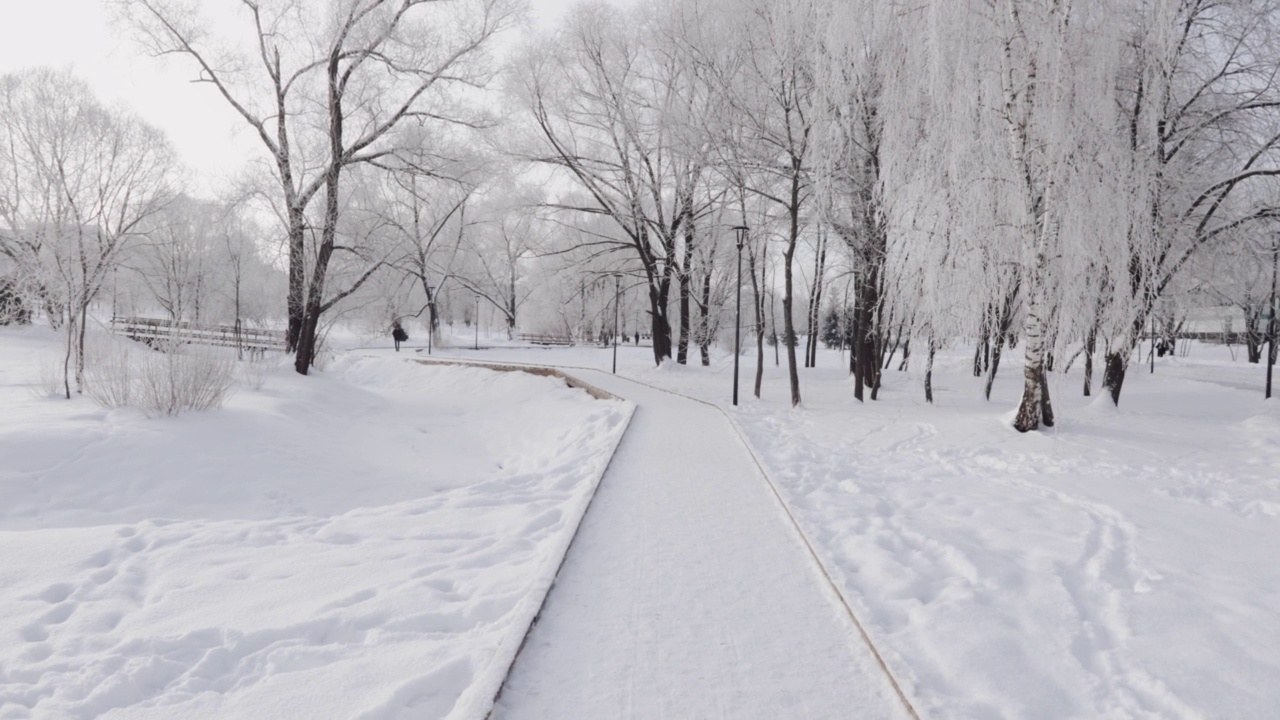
[489, 367, 910, 720]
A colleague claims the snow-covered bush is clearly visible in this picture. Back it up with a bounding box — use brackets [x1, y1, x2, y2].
[33, 353, 66, 399]
[238, 351, 277, 390]
[135, 342, 237, 417]
[83, 343, 134, 408]
[82, 340, 236, 416]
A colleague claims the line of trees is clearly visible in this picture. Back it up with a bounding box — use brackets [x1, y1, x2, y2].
[7, 0, 1278, 432]
[509, 0, 1280, 430]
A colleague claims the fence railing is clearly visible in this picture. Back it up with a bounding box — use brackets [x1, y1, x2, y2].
[518, 333, 575, 346]
[111, 316, 287, 353]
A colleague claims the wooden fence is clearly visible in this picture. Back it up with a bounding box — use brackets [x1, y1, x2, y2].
[111, 316, 287, 354]
[518, 333, 575, 346]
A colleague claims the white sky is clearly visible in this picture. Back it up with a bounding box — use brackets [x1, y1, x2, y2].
[0, 0, 584, 195]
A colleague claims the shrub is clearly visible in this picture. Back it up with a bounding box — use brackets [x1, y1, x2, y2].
[81, 339, 237, 417]
[238, 350, 277, 391]
[83, 342, 133, 408]
[135, 342, 237, 417]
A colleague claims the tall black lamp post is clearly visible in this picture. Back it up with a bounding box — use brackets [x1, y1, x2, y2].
[732, 225, 749, 405]
[1266, 235, 1278, 399]
[612, 273, 622, 373]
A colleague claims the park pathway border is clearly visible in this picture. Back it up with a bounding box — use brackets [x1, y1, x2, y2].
[407, 355, 920, 720]
[409, 358, 635, 720]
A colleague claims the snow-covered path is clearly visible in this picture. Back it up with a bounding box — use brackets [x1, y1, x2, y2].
[491, 369, 910, 720]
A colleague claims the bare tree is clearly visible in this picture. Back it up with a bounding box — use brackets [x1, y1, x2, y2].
[0, 68, 176, 398]
[718, 0, 822, 407]
[1102, 0, 1280, 403]
[457, 183, 544, 339]
[120, 0, 517, 373]
[510, 3, 712, 366]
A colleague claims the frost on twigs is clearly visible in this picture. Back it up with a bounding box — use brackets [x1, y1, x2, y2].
[31, 354, 67, 399]
[83, 339, 237, 417]
[238, 351, 278, 391]
[83, 342, 134, 409]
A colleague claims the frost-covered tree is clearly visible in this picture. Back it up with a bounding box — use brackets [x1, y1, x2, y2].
[0, 68, 176, 398]
[509, 2, 719, 366]
[1101, 0, 1280, 403]
[121, 0, 517, 373]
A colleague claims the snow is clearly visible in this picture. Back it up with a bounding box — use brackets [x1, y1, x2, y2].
[490, 367, 909, 719]
[4, 321, 1278, 719]
[0, 326, 631, 719]
[413, 335, 1280, 720]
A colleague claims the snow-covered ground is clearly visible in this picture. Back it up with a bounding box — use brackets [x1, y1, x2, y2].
[0, 326, 631, 719]
[489, 366, 909, 719]
[4, 319, 1277, 719]
[413, 334, 1280, 719]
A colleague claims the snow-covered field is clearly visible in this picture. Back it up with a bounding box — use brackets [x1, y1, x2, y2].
[4, 320, 1277, 719]
[418, 334, 1280, 719]
[0, 326, 631, 719]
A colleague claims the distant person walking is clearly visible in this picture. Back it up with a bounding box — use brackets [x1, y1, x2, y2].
[635, 331, 640, 345]
[392, 321, 408, 352]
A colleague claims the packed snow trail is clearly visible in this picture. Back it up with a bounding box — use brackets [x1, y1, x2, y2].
[490, 368, 910, 720]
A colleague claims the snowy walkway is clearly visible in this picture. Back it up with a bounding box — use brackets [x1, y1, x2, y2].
[491, 369, 910, 719]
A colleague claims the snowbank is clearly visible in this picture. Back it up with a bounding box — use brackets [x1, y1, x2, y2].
[422, 339, 1280, 719]
[0, 327, 631, 719]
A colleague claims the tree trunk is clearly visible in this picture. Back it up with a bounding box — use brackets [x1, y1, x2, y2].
[62, 310, 75, 400]
[1244, 307, 1264, 363]
[648, 279, 673, 366]
[698, 267, 712, 366]
[852, 263, 883, 402]
[925, 335, 936, 404]
[294, 52, 344, 374]
[852, 298, 864, 401]
[984, 279, 1020, 400]
[677, 249, 691, 365]
[805, 229, 827, 368]
[1013, 277, 1054, 432]
[285, 205, 306, 353]
[1102, 309, 1150, 404]
[782, 170, 802, 407]
[1083, 327, 1096, 397]
[76, 301, 89, 389]
[749, 239, 766, 398]
[973, 320, 988, 377]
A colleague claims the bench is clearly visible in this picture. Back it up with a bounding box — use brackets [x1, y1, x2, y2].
[111, 317, 287, 354]
[519, 333, 575, 346]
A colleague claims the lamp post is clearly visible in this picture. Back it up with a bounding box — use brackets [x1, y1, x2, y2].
[732, 225, 749, 406]
[612, 273, 622, 374]
[1267, 235, 1278, 399]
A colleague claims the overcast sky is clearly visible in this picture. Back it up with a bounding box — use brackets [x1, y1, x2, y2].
[0, 0, 584, 195]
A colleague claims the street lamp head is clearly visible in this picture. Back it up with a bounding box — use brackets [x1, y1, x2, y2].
[732, 225, 749, 251]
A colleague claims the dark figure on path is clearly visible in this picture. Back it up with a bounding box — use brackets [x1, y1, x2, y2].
[392, 321, 408, 351]
[635, 331, 640, 345]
